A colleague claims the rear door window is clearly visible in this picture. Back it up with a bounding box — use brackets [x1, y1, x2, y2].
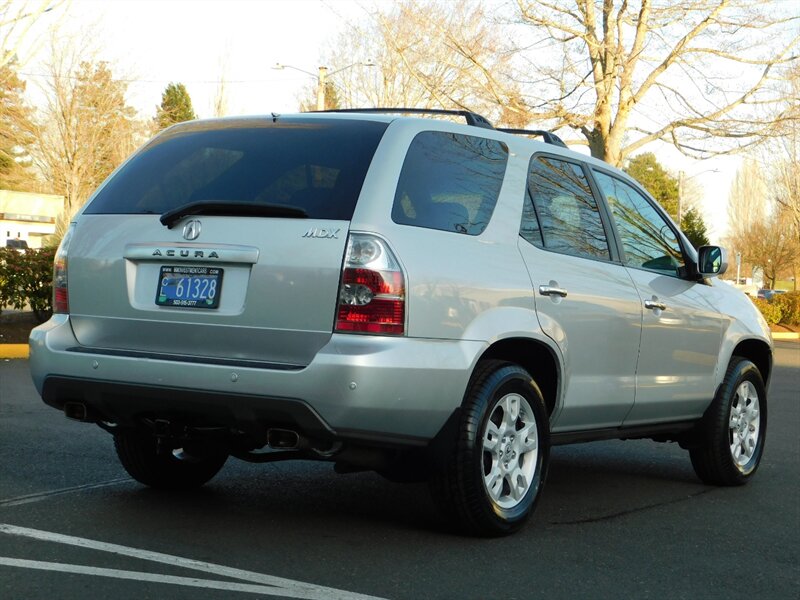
[524, 156, 611, 260]
[391, 131, 508, 235]
[84, 119, 388, 220]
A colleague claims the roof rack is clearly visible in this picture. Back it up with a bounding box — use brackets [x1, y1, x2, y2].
[309, 108, 495, 130]
[306, 108, 569, 148]
[496, 128, 569, 148]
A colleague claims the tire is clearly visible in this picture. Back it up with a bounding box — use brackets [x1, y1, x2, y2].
[114, 430, 228, 490]
[690, 357, 767, 486]
[429, 360, 550, 536]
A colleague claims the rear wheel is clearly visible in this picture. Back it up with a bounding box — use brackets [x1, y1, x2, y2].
[114, 430, 228, 490]
[690, 357, 767, 486]
[429, 360, 550, 536]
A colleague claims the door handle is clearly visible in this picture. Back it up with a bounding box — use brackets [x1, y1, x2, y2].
[539, 285, 568, 298]
[644, 299, 667, 311]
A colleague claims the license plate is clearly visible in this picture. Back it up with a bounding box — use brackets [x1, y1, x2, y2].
[156, 266, 223, 308]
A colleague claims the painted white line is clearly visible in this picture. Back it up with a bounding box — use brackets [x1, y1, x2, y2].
[0, 478, 131, 507]
[0, 557, 339, 599]
[0, 524, 384, 600]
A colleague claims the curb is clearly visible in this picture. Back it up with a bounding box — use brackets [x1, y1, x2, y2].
[772, 332, 800, 341]
[0, 344, 29, 359]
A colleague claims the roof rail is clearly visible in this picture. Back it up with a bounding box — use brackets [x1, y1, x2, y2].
[309, 108, 495, 130]
[496, 128, 569, 149]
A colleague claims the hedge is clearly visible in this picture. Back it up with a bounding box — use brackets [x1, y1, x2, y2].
[771, 291, 800, 326]
[750, 291, 800, 327]
[0, 246, 56, 323]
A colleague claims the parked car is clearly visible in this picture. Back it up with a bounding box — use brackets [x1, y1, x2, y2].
[29, 109, 772, 536]
[5, 238, 28, 251]
[757, 289, 787, 301]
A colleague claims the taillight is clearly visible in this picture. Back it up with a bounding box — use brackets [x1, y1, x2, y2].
[336, 233, 405, 335]
[53, 224, 74, 314]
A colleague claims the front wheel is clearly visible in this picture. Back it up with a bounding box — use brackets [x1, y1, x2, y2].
[114, 430, 228, 490]
[429, 360, 550, 536]
[690, 357, 767, 486]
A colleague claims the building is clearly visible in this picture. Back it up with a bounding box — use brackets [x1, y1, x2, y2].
[0, 190, 64, 249]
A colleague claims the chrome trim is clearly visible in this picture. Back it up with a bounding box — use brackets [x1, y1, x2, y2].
[124, 243, 259, 264]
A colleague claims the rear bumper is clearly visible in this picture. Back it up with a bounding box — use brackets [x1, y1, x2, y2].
[29, 315, 484, 444]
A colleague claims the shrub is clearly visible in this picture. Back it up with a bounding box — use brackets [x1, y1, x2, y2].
[0, 246, 56, 323]
[773, 291, 800, 326]
[751, 297, 782, 325]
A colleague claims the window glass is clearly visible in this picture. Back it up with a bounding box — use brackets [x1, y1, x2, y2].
[85, 119, 388, 220]
[593, 170, 685, 276]
[392, 131, 508, 235]
[519, 189, 544, 247]
[525, 157, 610, 259]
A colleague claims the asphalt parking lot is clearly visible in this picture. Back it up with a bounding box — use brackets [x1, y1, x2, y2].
[1, 342, 798, 599]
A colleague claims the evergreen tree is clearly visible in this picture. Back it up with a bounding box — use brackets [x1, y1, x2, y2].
[156, 83, 197, 130]
[680, 207, 710, 249]
[0, 62, 36, 190]
[624, 153, 679, 219]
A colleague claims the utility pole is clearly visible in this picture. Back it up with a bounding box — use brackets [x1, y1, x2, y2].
[317, 66, 328, 111]
[273, 61, 374, 111]
[678, 170, 684, 226]
[736, 251, 742, 284]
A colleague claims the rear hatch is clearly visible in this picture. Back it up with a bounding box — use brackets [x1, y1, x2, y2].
[67, 117, 388, 366]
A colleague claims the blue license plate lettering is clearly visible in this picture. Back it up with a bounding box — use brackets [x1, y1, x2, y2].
[156, 266, 223, 308]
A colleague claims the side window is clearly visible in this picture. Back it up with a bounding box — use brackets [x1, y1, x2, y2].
[524, 156, 610, 260]
[392, 131, 508, 235]
[593, 170, 685, 276]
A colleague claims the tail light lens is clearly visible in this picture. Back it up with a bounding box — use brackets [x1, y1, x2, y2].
[336, 233, 405, 335]
[53, 224, 74, 314]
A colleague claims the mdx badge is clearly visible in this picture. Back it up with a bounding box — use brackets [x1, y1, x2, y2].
[182, 219, 202, 240]
[303, 227, 340, 239]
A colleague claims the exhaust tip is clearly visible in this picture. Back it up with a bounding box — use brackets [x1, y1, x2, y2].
[63, 402, 89, 422]
[267, 428, 300, 449]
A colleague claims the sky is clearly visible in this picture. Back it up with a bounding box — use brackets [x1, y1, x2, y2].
[12, 0, 745, 241]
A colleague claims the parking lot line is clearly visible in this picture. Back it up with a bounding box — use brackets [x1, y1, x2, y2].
[0, 558, 330, 598]
[0, 524, 385, 600]
[0, 478, 131, 508]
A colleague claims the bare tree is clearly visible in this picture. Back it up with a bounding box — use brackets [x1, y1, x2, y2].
[32, 34, 141, 219]
[517, 1, 800, 165]
[0, 1, 64, 69]
[212, 50, 230, 118]
[767, 64, 800, 243]
[727, 159, 798, 287]
[347, 1, 797, 166]
[311, 0, 522, 122]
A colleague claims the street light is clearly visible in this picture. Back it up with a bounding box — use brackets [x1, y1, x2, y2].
[678, 168, 719, 225]
[272, 61, 376, 110]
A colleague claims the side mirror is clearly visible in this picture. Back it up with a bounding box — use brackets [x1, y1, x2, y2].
[697, 245, 728, 278]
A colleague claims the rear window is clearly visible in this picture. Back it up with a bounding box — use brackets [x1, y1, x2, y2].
[391, 131, 508, 235]
[85, 119, 389, 220]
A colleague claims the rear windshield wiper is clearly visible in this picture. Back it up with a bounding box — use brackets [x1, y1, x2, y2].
[160, 201, 308, 229]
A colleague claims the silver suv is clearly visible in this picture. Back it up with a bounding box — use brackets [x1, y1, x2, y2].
[29, 109, 772, 536]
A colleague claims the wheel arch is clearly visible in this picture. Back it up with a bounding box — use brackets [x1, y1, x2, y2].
[730, 338, 773, 388]
[476, 336, 561, 419]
